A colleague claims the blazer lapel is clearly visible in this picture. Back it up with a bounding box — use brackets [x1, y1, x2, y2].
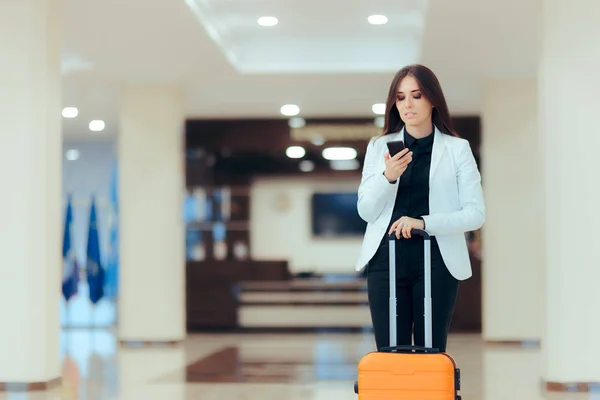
[429, 126, 446, 179]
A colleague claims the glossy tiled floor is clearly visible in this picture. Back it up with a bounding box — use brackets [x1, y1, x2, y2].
[1, 329, 597, 399]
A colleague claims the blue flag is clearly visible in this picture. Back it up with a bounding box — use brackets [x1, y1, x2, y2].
[104, 216, 118, 300]
[86, 197, 105, 305]
[104, 162, 119, 300]
[62, 195, 79, 302]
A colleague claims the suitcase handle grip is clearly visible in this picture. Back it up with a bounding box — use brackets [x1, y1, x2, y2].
[388, 228, 431, 240]
[379, 345, 440, 354]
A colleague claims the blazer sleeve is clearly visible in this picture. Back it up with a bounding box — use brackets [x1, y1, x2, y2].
[422, 140, 485, 235]
[357, 137, 399, 224]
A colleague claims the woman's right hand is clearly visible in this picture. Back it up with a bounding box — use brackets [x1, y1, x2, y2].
[384, 148, 413, 182]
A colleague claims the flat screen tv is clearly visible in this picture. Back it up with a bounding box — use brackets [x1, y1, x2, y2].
[311, 193, 367, 237]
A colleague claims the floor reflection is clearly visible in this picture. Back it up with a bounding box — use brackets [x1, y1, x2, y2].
[0, 331, 598, 400]
[60, 330, 118, 400]
[175, 345, 359, 384]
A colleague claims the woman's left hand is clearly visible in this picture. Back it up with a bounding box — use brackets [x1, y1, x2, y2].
[388, 216, 425, 239]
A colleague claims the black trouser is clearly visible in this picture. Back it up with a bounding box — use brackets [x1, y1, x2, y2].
[366, 235, 458, 352]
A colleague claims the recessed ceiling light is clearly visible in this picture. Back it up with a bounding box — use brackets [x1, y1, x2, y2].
[368, 15, 388, 25]
[299, 160, 315, 172]
[310, 135, 325, 146]
[288, 117, 306, 128]
[62, 107, 78, 118]
[65, 149, 80, 161]
[322, 147, 358, 161]
[89, 120, 105, 132]
[286, 146, 306, 159]
[280, 104, 300, 116]
[258, 16, 278, 27]
[330, 159, 360, 171]
[372, 103, 386, 115]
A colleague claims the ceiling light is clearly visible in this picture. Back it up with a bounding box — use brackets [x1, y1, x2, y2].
[89, 120, 105, 132]
[322, 147, 358, 161]
[372, 103, 386, 115]
[299, 160, 315, 172]
[368, 15, 388, 25]
[286, 146, 306, 159]
[65, 149, 80, 161]
[258, 16, 278, 27]
[288, 117, 306, 128]
[62, 107, 78, 118]
[310, 135, 325, 146]
[280, 104, 300, 116]
[330, 159, 360, 171]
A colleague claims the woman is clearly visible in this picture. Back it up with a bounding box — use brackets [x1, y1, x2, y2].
[355, 64, 485, 352]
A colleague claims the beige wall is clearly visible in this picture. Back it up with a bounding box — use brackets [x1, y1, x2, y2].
[250, 176, 363, 275]
[481, 78, 543, 341]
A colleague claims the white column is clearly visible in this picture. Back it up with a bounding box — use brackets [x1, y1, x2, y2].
[118, 84, 186, 342]
[481, 79, 543, 343]
[0, 0, 62, 384]
[540, 0, 600, 389]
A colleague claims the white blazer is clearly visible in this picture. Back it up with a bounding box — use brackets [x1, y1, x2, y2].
[355, 125, 485, 280]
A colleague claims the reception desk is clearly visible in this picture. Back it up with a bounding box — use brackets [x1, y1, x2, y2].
[186, 260, 290, 330]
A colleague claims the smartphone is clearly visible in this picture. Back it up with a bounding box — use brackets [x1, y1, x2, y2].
[386, 140, 406, 157]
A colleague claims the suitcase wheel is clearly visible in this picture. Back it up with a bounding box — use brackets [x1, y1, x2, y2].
[354, 380, 358, 394]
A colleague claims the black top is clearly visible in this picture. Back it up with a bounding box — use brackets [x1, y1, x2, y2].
[368, 129, 445, 274]
[388, 130, 434, 229]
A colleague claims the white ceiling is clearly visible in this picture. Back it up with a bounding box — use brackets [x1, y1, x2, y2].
[185, 0, 428, 73]
[61, 0, 539, 140]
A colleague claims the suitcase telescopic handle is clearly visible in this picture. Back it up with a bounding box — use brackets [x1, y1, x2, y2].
[388, 228, 431, 240]
[387, 228, 433, 349]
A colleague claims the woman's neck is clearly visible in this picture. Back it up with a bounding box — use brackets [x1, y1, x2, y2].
[405, 121, 433, 139]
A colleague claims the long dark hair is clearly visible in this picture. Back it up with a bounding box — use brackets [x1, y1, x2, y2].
[381, 64, 458, 137]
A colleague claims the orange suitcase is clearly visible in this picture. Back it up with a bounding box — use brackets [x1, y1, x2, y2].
[355, 229, 462, 399]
